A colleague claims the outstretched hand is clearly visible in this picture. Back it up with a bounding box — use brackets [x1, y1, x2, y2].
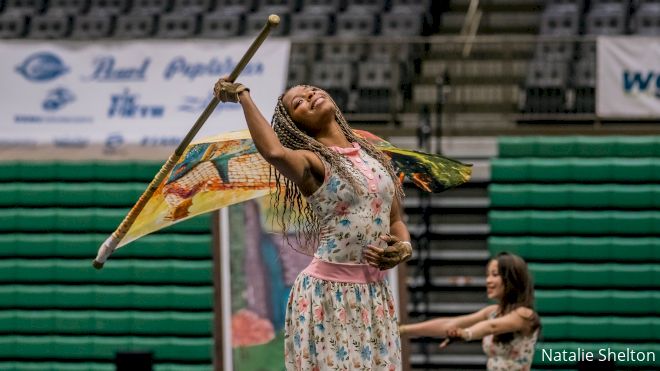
[214, 77, 249, 103]
[364, 234, 412, 270]
[439, 327, 466, 349]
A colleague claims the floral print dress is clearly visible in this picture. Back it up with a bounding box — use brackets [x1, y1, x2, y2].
[284, 143, 401, 371]
[482, 312, 538, 371]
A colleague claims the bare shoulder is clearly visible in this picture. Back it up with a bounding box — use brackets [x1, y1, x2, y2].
[513, 307, 536, 320]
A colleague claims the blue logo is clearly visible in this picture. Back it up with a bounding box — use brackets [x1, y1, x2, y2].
[104, 133, 124, 153]
[42, 87, 75, 111]
[16, 52, 69, 82]
[623, 70, 660, 98]
[163, 56, 264, 81]
[86, 56, 151, 81]
[179, 92, 240, 113]
[108, 89, 165, 118]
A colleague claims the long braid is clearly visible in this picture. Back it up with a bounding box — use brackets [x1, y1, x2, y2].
[270, 86, 404, 255]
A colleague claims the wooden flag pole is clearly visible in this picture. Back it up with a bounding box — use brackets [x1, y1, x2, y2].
[93, 15, 280, 269]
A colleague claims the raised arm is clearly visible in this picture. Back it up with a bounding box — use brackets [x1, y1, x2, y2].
[400, 305, 497, 338]
[215, 80, 323, 195]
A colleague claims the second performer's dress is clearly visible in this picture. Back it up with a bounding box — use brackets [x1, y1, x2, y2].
[284, 143, 401, 371]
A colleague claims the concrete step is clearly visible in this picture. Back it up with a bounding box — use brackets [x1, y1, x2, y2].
[410, 354, 488, 369]
[405, 196, 489, 210]
[407, 302, 485, 317]
[408, 223, 490, 237]
[421, 59, 528, 84]
[449, 0, 544, 12]
[389, 136, 497, 159]
[410, 249, 490, 263]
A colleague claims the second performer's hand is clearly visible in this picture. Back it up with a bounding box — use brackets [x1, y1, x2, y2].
[364, 234, 412, 270]
[213, 76, 249, 103]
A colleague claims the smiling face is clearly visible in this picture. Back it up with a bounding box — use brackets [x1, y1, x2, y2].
[486, 259, 504, 301]
[281, 85, 335, 136]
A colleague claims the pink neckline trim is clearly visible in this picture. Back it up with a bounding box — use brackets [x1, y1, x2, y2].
[329, 142, 360, 155]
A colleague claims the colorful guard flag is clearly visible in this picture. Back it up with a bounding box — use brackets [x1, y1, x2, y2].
[119, 129, 472, 248]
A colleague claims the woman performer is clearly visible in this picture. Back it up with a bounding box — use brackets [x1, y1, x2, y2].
[399, 252, 541, 371]
[214, 80, 413, 370]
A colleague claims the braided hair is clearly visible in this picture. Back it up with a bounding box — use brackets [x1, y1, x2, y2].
[270, 85, 404, 255]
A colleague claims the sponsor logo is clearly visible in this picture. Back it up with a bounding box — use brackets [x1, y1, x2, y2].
[0, 139, 38, 148]
[108, 89, 165, 118]
[163, 56, 264, 80]
[86, 56, 151, 82]
[623, 70, 660, 98]
[104, 133, 124, 153]
[53, 137, 89, 148]
[140, 136, 182, 146]
[16, 52, 69, 82]
[42, 87, 76, 111]
[178, 92, 240, 113]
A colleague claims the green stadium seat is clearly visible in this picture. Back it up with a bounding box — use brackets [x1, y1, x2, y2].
[0, 310, 212, 336]
[490, 184, 660, 209]
[530, 264, 657, 288]
[498, 136, 660, 158]
[489, 237, 660, 261]
[491, 158, 660, 182]
[489, 211, 660, 235]
[0, 209, 212, 233]
[0, 161, 163, 181]
[0, 335, 212, 361]
[0, 362, 112, 371]
[536, 290, 657, 314]
[0, 285, 213, 310]
[0, 234, 212, 258]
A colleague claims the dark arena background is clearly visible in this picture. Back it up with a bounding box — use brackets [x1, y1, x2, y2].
[0, 0, 658, 370]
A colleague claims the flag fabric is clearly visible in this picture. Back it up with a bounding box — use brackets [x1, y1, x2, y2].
[120, 129, 472, 247]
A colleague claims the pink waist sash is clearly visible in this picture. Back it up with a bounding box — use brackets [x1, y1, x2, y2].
[302, 258, 387, 284]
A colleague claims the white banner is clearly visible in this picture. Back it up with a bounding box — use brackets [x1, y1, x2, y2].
[0, 39, 290, 150]
[597, 36, 660, 118]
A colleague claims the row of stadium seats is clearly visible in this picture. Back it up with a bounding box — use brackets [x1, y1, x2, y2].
[0, 159, 217, 369]
[498, 136, 660, 157]
[0, 10, 429, 39]
[0, 233, 212, 258]
[0, 335, 211, 361]
[0, 161, 161, 181]
[542, 316, 660, 341]
[524, 1, 660, 113]
[0, 0, 429, 16]
[490, 184, 660, 208]
[489, 136, 659, 369]
[529, 263, 659, 287]
[0, 259, 212, 284]
[0, 209, 211, 232]
[4, 312, 658, 341]
[541, 0, 660, 37]
[0, 285, 213, 309]
[491, 158, 660, 182]
[0, 310, 212, 335]
[489, 236, 659, 261]
[490, 210, 660, 234]
[0, 183, 145, 206]
[536, 290, 659, 314]
[0, 362, 211, 371]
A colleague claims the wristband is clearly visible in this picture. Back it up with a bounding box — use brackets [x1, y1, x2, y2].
[463, 328, 473, 341]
